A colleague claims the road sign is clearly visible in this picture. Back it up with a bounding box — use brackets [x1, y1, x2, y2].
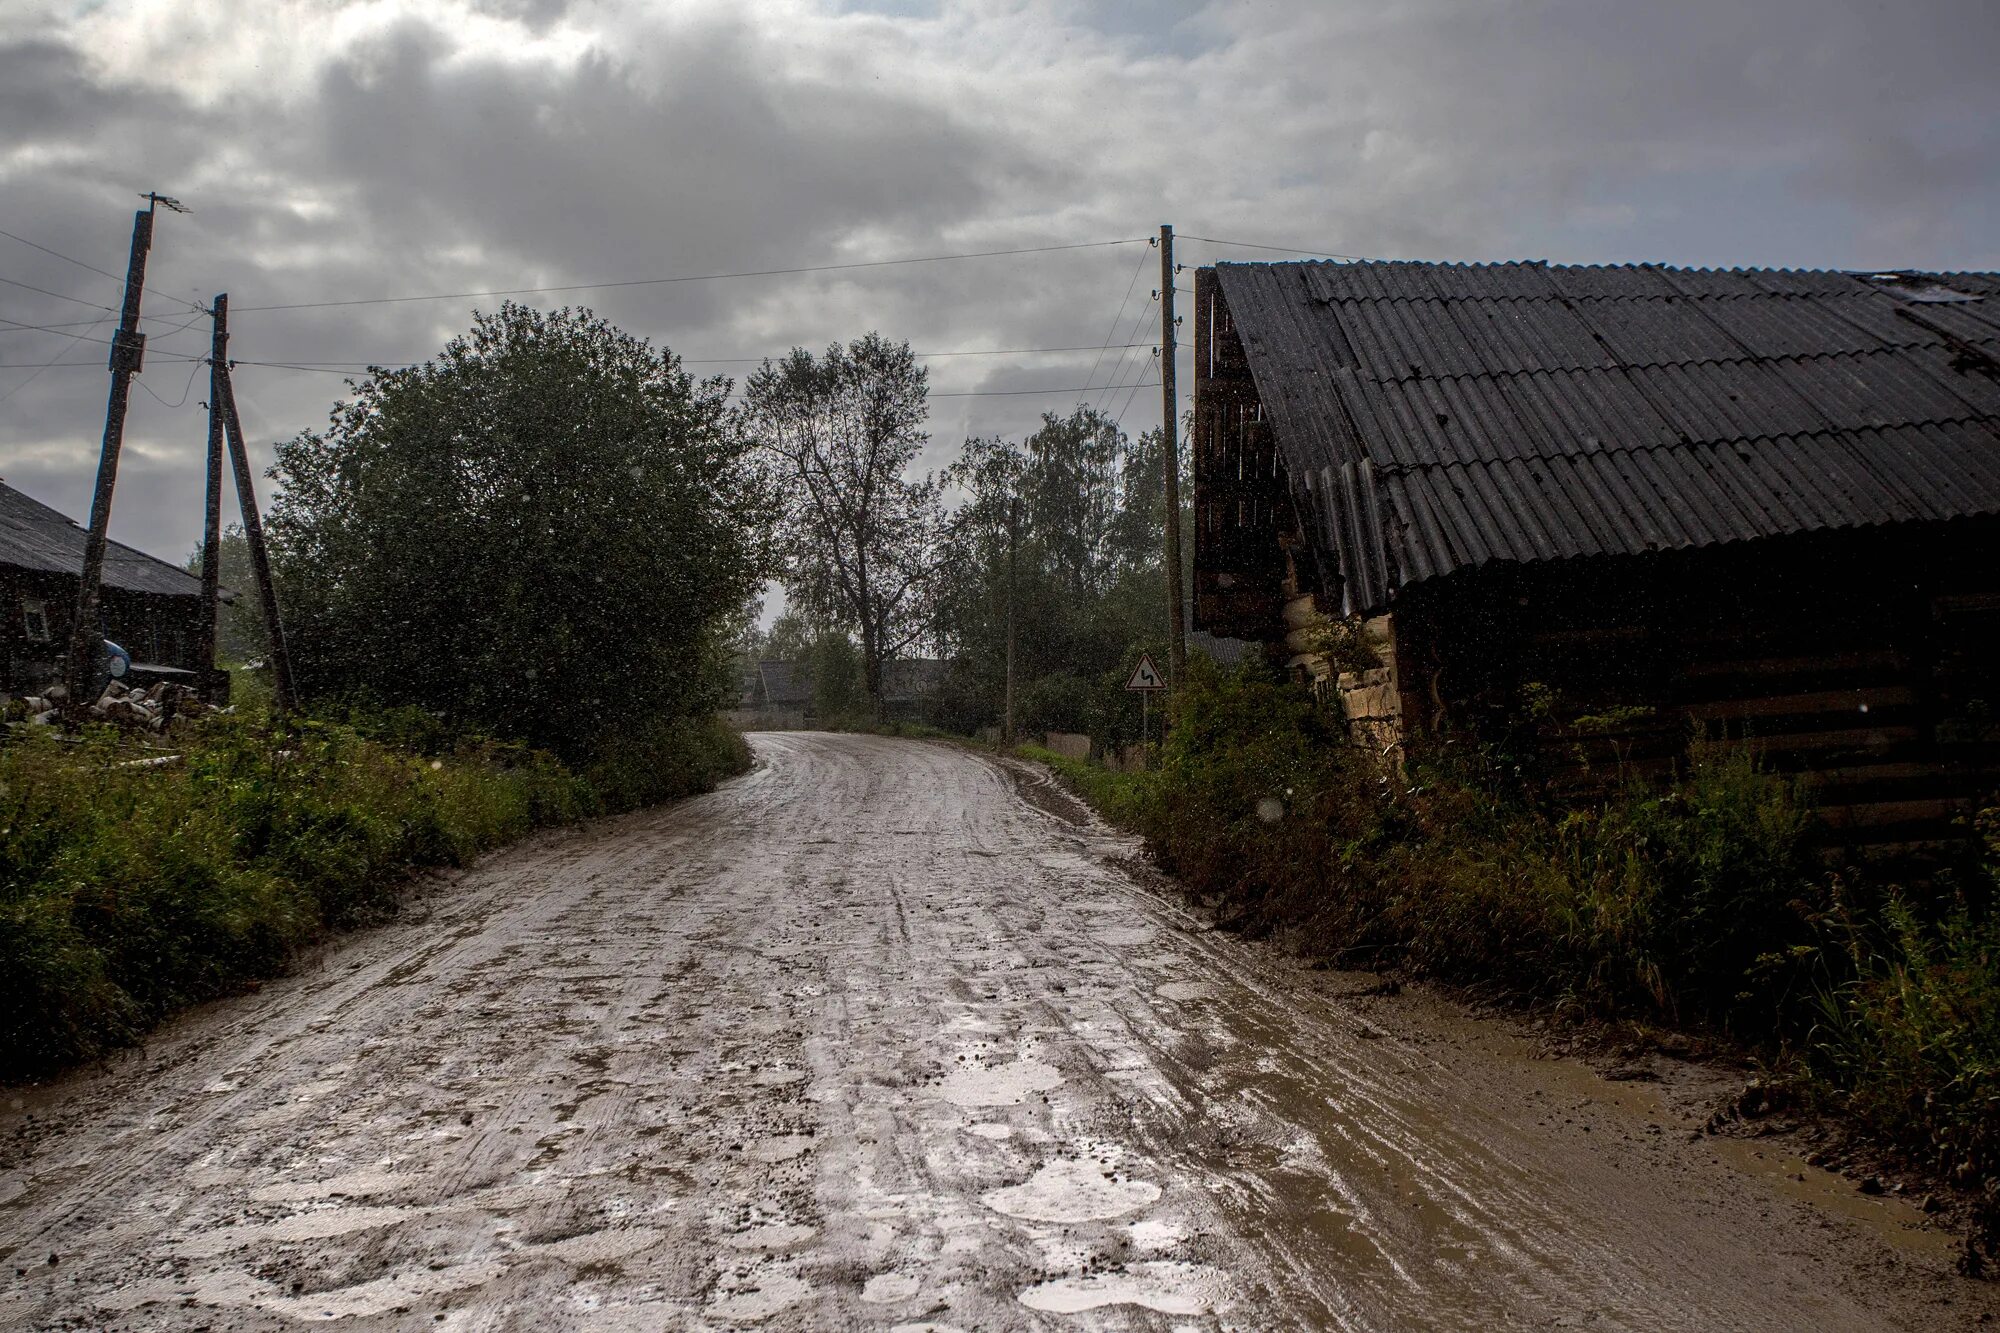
[1125, 653, 1166, 691]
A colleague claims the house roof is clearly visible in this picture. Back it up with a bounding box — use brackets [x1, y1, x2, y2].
[1212, 261, 2000, 614]
[0, 480, 208, 600]
[756, 659, 811, 706]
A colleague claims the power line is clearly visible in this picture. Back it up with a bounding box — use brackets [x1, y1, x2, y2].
[1078, 242, 1156, 402]
[229, 356, 1159, 402]
[0, 313, 113, 404]
[930, 379, 1159, 399]
[134, 356, 209, 409]
[230, 238, 1149, 314]
[1179, 234, 1372, 262]
[219, 341, 1154, 373]
[1088, 292, 1160, 417]
[0, 226, 135, 288]
[0, 272, 116, 312]
[0, 310, 210, 336]
[0, 223, 206, 314]
[0, 314, 118, 346]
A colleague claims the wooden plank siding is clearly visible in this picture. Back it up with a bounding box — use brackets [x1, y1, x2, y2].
[1191, 268, 1293, 640]
[1191, 266, 2000, 852]
[1385, 522, 2000, 851]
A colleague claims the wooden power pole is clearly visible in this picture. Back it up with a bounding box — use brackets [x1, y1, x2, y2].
[211, 324, 298, 715]
[66, 199, 163, 702]
[1003, 493, 1020, 743]
[195, 293, 227, 702]
[1160, 224, 1187, 687]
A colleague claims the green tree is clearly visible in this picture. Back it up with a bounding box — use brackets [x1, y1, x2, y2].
[183, 525, 268, 666]
[931, 409, 1186, 742]
[266, 303, 769, 763]
[742, 333, 944, 715]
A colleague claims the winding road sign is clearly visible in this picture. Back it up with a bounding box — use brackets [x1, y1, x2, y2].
[1125, 653, 1166, 691]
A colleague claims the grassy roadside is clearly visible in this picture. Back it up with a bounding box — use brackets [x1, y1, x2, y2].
[1, 711, 749, 1080]
[1021, 659, 2000, 1269]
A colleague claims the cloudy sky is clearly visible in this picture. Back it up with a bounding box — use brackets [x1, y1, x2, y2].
[3, 0, 1996, 576]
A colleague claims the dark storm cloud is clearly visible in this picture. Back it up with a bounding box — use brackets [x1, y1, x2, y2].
[2, 0, 1995, 572]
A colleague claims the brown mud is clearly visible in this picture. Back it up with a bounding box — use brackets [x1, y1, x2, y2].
[1, 732, 1991, 1329]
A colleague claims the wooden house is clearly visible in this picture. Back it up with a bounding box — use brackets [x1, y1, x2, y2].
[1191, 260, 2000, 848]
[0, 479, 215, 694]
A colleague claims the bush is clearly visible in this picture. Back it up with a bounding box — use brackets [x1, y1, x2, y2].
[0, 708, 749, 1079]
[1040, 658, 1998, 1248]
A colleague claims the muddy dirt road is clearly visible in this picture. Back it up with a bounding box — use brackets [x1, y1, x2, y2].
[2, 733, 1987, 1329]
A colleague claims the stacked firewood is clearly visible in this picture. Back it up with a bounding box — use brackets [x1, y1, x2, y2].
[11, 680, 227, 732]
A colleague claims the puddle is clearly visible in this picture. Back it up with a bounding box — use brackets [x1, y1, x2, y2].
[191, 1260, 503, 1319]
[704, 1270, 812, 1322]
[860, 1273, 920, 1303]
[250, 1168, 412, 1202]
[173, 1205, 417, 1259]
[754, 1068, 806, 1086]
[1128, 1217, 1185, 1251]
[981, 1158, 1161, 1223]
[721, 1222, 817, 1250]
[1016, 1261, 1227, 1315]
[96, 1278, 185, 1312]
[749, 1134, 814, 1163]
[535, 1227, 665, 1264]
[936, 1058, 1063, 1107]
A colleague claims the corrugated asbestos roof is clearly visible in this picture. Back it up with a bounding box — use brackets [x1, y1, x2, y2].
[0, 480, 206, 599]
[1214, 261, 2000, 614]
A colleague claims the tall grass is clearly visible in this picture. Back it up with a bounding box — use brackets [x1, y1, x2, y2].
[1, 711, 749, 1078]
[1036, 657, 1998, 1247]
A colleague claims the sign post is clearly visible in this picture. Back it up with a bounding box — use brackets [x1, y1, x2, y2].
[1125, 652, 1168, 751]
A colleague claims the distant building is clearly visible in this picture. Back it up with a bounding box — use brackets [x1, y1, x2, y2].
[1193, 259, 2000, 850]
[0, 480, 216, 693]
[731, 658, 813, 729]
[728, 654, 947, 729]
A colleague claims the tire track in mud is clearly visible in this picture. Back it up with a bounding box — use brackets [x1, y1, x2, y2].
[2, 733, 1989, 1330]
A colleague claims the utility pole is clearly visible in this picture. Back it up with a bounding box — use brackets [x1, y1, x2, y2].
[66, 194, 182, 704]
[1160, 223, 1187, 688]
[195, 293, 227, 702]
[1003, 493, 1020, 744]
[213, 353, 298, 715]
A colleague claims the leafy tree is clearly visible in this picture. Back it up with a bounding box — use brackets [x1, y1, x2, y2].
[742, 333, 944, 714]
[266, 303, 769, 763]
[930, 408, 1189, 744]
[183, 526, 268, 665]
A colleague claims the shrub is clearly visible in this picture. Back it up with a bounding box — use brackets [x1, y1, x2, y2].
[0, 707, 748, 1079]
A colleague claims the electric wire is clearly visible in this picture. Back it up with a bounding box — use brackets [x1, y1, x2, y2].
[0, 224, 209, 313]
[1077, 241, 1155, 403]
[0, 313, 112, 404]
[0, 272, 117, 312]
[1178, 234, 1370, 261]
[134, 356, 209, 409]
[1088, 291, 1159, 417]
[0, 315, 117, 346]
[231, 238, 1149, 314]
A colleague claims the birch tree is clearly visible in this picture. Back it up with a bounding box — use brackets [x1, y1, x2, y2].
[742, 333, 944, 714]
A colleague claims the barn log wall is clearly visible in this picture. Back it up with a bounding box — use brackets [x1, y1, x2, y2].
[1393, 518, 2000, 852]
[1191, 270, 1293, 640]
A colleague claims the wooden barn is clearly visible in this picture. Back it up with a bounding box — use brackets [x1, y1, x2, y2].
[0, 479, 214, 694]
[1191, 260, 2000, 849]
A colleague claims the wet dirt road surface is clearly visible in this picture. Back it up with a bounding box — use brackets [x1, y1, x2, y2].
[3, 732, 1989, 1330]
